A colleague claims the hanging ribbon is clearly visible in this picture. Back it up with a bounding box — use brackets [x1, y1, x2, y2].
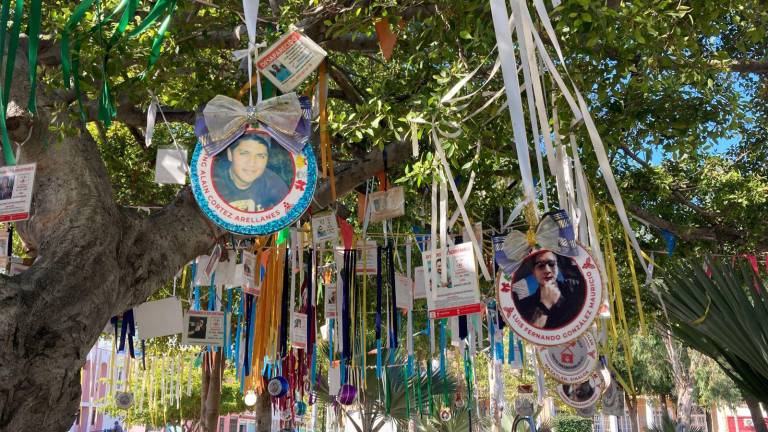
[118, 309, 136, 358]
[375, 245, 383, 378]
[387, 242, 398, 350]
[26, 0, 42, 113]
[318, 60, 337, 200]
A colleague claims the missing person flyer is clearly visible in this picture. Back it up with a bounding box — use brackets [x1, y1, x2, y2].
[423, 242, 482, 319]
[182, 310, 225, 346]
[256, 31, 327, 92]
[0, 163, 35, 222]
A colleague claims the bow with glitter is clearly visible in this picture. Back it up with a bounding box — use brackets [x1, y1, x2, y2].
[494, 209, 578, 275]
[195, 93, 311, 155]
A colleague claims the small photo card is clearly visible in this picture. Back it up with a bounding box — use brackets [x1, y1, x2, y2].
[368, 186, 405, 222]
[256, 30, 327, 93]
[0, 163, 35, 222]
[312, 212, 338, 244]
[181, 310, 225, 346]
[154, 147, 187, 185]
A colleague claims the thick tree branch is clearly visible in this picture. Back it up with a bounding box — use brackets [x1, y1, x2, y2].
[728, 60, 768, 74]
[327, 62, 366, 105]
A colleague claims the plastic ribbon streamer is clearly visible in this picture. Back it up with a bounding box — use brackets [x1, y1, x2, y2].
[0, 0, 23, 165]
[240, 0, 260, 106]
[624, 229, 647, 334]
[118, 309, 136, 358]
[196, 93, 311, 156]
[375, 245, 384, 378]
[318, 61, 337, 200]
[386, 242, 398, 350]
[279, 249, 291, 358]
[489, 0, 537, 206]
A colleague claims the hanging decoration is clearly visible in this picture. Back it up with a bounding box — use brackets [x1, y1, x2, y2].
[555, 370, 603, 409]
[256, 30, 327, 93]
[496, 211, 602, 346]
[536, 332, 598, 383]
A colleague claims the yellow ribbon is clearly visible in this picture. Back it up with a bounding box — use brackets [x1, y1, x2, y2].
[691, 294, 711, 325]
[624, 228, 647, 334]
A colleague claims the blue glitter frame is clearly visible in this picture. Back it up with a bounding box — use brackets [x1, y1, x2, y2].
[190, 141, 318, 235]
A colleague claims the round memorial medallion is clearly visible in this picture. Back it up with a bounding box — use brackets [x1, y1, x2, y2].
[191, 131, 317, 235]
[497, 244, 602, 346]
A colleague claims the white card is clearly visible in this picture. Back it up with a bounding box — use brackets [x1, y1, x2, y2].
[413, 266, 427, 299]
[181, 310, 225, 346]
[213, 252, 236, 286]
[395, 273, 413, 310]
[242, 251, 257, 289]
[325, 283, 337, 318]
[312, 212, 338, 244]
[256, 31, 327, 93]
[368, 186, 405, 222]
[355, 240, 378, 275]
[290, 312, 308, 349]
[154, 148, 187, 185]
[133, 297, 184, 339]
[328, 363, 341, 396]
[0, 163, 35, 222]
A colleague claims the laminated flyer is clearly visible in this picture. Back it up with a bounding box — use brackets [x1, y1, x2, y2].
[182, 310, 225, 346]
[257, 31, 327, 92]
[0, 163, 35, 222]
[423, 242, 482, 318]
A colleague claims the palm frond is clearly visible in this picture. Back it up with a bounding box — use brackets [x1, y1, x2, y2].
[656, 259, 768, 402]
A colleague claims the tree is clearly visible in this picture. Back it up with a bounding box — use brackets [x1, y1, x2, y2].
[3, 1, 768, 431]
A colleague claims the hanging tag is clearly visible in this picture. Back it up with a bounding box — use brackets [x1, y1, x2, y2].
[154, 147, 187, 185]
[354, 240, 377, 275]
[133, 297, 184, 340]
[181, 310, 225, 346]
[312, 211, 339, 244]
[0, 163, 36, 222]
[413, 266, 427, 299]
[423, 242, 482, 319]
[256, 30, 327, 93]
[290, 312, 308, 350]
[368, 186, 405, 222]
[145, 100, 158, 148]
[324, 283, 337, 318]
[394, 272, 413, 310]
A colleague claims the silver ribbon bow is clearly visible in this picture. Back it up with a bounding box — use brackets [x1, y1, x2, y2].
[198, 93, 306, 155]
[495, 210, 578, 275]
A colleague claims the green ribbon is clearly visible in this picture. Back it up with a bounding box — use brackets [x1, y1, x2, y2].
[26, 0, 42, 114]
[276, 227, 290, 245]
[3, 0, 23, 108]
[128, 0, 173, 38]
[143, 0, 176, 75]
[60, 0, 98, 89]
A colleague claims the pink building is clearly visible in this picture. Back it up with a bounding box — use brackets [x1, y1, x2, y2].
[70, 340, 123, 432]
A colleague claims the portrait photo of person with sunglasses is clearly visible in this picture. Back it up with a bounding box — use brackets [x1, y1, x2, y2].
[511, 249, 586, 330]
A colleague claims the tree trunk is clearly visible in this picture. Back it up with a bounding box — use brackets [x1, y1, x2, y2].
[745, 394, 767, 432]
[626, 393, 640, 432]
[662, 331, 694, 429]
[254, 392, 272, 432]
[200, 351, 225, 432]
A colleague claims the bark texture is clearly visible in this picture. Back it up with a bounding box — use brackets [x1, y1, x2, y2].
[745, 394, 768, 432]
[0, 40, 410, 432]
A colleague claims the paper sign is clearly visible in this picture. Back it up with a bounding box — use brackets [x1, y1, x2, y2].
[229, 263, 245, 288]
[133, 297, 184, 339]
[312, 212, 339, 244]
[181, 310, 225, 346]
[423, 242, 482, 318]
[395, 273, 413, 310]
[413, 266, 427, 299]
[154, 147, 187, 184]
[0, 163, 35, 222]
[355, 240, 378, 274]
[256, 31, 327, 93]
[368, 186, 405, 222]
[325, 283, 337, 318]
[214, 253, 237, 286]
[290, 312, 308, 349]
[328, 363, 341, 396]
[242, 251, 257, 290]
[0, 230, 8, 257]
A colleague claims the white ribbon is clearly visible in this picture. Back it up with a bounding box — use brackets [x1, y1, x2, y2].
[145, 100, 158, 148]
[489, 0, 537, 210]
[241, 0, 261, 105]
[431, 127, 492, 281]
